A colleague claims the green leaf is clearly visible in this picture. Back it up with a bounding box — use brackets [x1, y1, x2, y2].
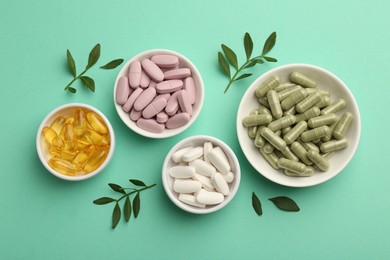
[66, 49, 76, 78]
[252, 192, 262, 216]
[68, 87, 76, 93]
[80, 76, 95, 92]
[124, 196, 131, 222]
[256, 59, 264, 64]
[235, 73, 252, 81]
[86, 43, 101, 70]
[108, 183, 125, 194]
[112, 202, 121, 228]
[269, 196, 300, 212]
[133, 192, 141, 218]
[221, 44, 238, 70]
[262, 32, 277, 55]
[93, 197, 116, 205]
[244, 32, 253, 61]
[218, 52, 230, 78]
[129, 179, 146, 187]
[100, 59, 124, 70]
[244, 60, 257, 69]
[264, 56, 278, 62]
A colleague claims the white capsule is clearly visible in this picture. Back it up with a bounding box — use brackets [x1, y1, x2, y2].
[178, 194, 206, 208]
[213, 147, 229, 166]
[203, 142, 213, 163]
[223, 172, 234, 183]
[188, 159, 216, 177]
[168, 166, 195, 178]
[182, 147, 204, 162]
[173, 180, 202, 193]
[207, 148, 231, 174]
[192, 173, 214, 191]
[211, 172, 230, 195]
[172, 147, 193, 163]
[196, 190, 224, 205]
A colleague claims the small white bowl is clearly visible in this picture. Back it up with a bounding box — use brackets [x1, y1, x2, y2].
[114, 49, 204, 138]
[237, 64, 361, 187]
[36, 103, 115, 181]
[162, 135, 241, 214]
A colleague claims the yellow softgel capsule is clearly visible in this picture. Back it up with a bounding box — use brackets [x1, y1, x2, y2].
[86, 112, 108, 135]
[42, 126, 58, 145]
[60, 123, 78, 146]
[50, 115, 66, 134]
[73, 109, 87, 137]
[84, 148, 108, 173]
[72, 145, 97, 171]
[48, 158, 77, 176]
[85, 130, 110, 147]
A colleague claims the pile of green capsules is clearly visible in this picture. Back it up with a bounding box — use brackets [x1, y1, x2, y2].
[242, 72, 353, 177]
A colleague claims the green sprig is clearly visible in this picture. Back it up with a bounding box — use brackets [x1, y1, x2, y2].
[93, 179, 156, 229]
[218, 32, 278, 93]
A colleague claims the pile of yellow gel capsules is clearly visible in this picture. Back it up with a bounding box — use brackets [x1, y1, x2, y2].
[41, 108, 110, 176]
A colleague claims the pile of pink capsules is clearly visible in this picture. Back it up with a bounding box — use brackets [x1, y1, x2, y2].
[115, 54, 196, 133]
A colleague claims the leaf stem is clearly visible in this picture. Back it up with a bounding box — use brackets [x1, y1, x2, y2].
[116, 184, 156, 202]
[64, 68, 88, 91]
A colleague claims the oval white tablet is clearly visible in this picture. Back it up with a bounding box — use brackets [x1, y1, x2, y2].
[203, 142, 213, 163]
[188, 159, 216, 177]
[172, 147, 193, 163]
[211, 172, 229, 195]
[182, 147, 203, 162]
[178, 194, 206, 208]
[207, 148, 231, 174]
[195, 190, 224, 205]
[192, 173, 214, 191]
[169, 165, 195, 178]
[173, 180, 202, 193]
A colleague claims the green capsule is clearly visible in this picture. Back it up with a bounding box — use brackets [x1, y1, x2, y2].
[308, 113, 339, 128]
[255, 76, 280, 98]
[294, 107, 321, 122]
[298, 140, 320, 153]
[315, 95, 331, 109]
[258, 107, 272, 115]
[268, 115, 296, 132]
[267, 90, 283, 119]
[322, 152, 333, 160]
[333, 112, 353, 139]
[263, 142, 274, 154]
[296, 91, 322, 113]
[280, 146, 299, 161]
[283, 106, 296, 116]
[307, 150, 329, 172]
[274, 149, 285, 160]
[278, 158, 307, 174]
[281, 127, 292, 137]
[242, 114, 272, 127]
[254, 126, 266, 148]
[284, 166, 314, 177]
[290, 141, 313, 166]
[259, 148, 279, 169]
[306, 88, 330, 96]
[283, 121, 307, 145]
[281, 89, 308, 110]
[320, 138, 348, 153]
[247, 110, 259, 139]
[277, 85, 302, 101]
[290, 72, 316, 88]
[320, 99, 346, 115]
[257, 96, 270, 108]
[321, 119, 339, 142]
[274, 82, 296, 92]
[261, 127, 287, 151]
[300, 125, 330, 143]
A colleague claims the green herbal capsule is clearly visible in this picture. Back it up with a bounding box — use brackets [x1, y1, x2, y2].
[247, 110, 259, 139]
[277, 158, 307, 174]
[261, 127, 287, 151]
[320, 138, 348, 153]
[255, 76, 280, 98]
[300, 125, 330, 143]
[290, 72, 317, 88]
[333, 112, 353, 139]
[321, 119, 339, 142]
[258, 107, 272, 115]
[280, 146, 299, 162]
[296, 91, 322, 113]
[307, 150, 329, 172]
[277, 85, 302, 101]
[257, 96, 270, 108]
[298, 140, 320, 153]
[283, 121, 308, 145]
[320, 99, 346, 115]
[263, 142, 274, 154]
[242, 114, 272, 127]
[254, 126, 266, 148]
[281, 127, 292, 136]
[283, 106, 296, 116]
[268, 115, 296, 132]
[306, 88, 330, 96]
[259, 148, 279, 169]
[308, 113, 339, 128]
[294, 107, 321, 122]
[315, 95, 330, 109]
[274, 149, 285, 160]
[322, 152, 333, 160]
[274, 82, 296, 92]
[281, 89, 308, 110]
[290, 141, 312, 166]
[284, 166, 314, 177]
[267, 90, 283, 119]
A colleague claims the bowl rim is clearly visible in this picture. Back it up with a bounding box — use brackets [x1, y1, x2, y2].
[113, 49, 205, 139]
[36, 102, 116, 181]
[236, 63, 361, 187]
[162, 135, 241, 214]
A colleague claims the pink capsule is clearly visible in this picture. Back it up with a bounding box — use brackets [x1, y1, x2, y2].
[156, 112, 169, 123]
[128, 61, 142, 89]
[142, 98, 168, 119]
[137, 118, 165, 133]
[140, 70, 151, 88]
[153, 93, 171, 102]
[184, 77, 196, 105]
[177, 90, 193, 116]
[122, 87, 143, 112]
[133, 87, 156, 111]
[165, 91, 179, 116]
[166, 113, 191, 129]
[151, 54, 179, 68]
[164, 68, 191, 80]
[156, 80, 183, 94]
[116, 76, 131, 105]
[130, 108, 142, 121]
[141, 59, 164, 82]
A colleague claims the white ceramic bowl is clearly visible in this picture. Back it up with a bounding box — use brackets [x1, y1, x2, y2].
[36, 103, 115, 181]
[237, 64, 361, 187]
[114, 49, 204, 138]
[162, 135, 241, 214]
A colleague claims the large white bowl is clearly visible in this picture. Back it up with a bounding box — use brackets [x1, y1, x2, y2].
[36, 103, 115, 181]
[162, 135, 241, 214]
[236, 64, 361, 187]
[114, 49, 204, 139]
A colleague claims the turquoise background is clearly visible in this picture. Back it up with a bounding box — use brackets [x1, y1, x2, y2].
[1, 0, 389, 259]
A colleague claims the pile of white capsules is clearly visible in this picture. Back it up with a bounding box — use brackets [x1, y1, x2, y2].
[242, 72, 353, 177]
[168, 142, 235, 208]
